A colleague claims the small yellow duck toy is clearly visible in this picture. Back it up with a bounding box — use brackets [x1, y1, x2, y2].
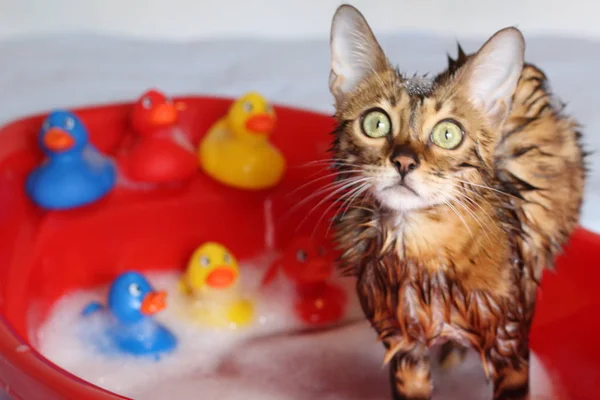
[179, 242, 254, 328]
[199, 92, 286, 190]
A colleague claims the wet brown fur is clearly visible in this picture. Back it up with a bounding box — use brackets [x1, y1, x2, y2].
[331, 30, 586, 400]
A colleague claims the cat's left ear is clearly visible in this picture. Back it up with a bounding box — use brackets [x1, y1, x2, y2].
[458, 27, 525, 126]
[329, 5, 390, 106]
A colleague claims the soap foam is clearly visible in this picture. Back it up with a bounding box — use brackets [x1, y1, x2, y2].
[34, 256, 557, 399]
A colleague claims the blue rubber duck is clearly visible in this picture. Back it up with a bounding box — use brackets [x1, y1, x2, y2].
[26, 110, 117, 210]
[81, 271, 177, 359]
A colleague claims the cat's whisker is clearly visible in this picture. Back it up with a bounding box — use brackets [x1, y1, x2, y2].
[447, 185, 506, 244]
[452, 183, 489, 204]
[323, 181, 371, 238]
[450, 184, 496, 224]
[448, 193, 493, 243]
[447, 184, 493, 218]
[453, 186, 504, 229]
[294, 177, 371, 234]
[457, 180, 512, 213]
[333, 181, 371, 225]
[441, 197, 474, 240]
[301, 162, 367, 185]
[293, 163, 361, 183]
[306, 180, 368, 240]
[357, 183, 373, 209]
[456, 179, 506, 206]
[291, 163, 337, 181]
[296, 159, 333, 167]
[341, 204, 374, 215]
[299, 160, 360, 168]
[286, 169, 364, 198]
[298, 176, 364, 201]
[280, 176, 368, 223]
[298, 157, 349, 165]
[337, 181, 370, 218]
[453, 178, 519, 200]
[457, 195, 498, 239]
[445, 184, 493, 225]
[294, 159, 363, 176]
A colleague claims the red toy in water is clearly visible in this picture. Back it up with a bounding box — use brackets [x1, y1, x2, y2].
[263, 235, 337, 285]
[263, 235, 347, 325]
[294, 281, 347, 325]
[116, 89, 197, 184]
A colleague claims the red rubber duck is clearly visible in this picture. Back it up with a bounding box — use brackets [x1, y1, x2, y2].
[262, 235, 347, 325]
[117, 89, 197, 184]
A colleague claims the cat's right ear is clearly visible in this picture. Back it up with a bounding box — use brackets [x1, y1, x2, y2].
[329, 5, 389, 105]
[456, 27, 525, 126]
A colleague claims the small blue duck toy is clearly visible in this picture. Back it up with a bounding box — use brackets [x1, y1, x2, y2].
[26, 110, 117, 210]
[81, 271, 177, 359]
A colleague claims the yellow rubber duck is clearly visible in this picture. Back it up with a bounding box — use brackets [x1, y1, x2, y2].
[179, 242, 254, 328]
[199, 92, 286, 190]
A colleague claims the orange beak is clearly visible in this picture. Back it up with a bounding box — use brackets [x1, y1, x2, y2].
[245, 113, 275, 135]
[140, 290, 167, 315]
[43, 128, 75, 151]
[150, 103, 178, 126]
[206, 266, 237, 289]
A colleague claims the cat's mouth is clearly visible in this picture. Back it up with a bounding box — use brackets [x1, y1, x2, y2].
[374, 177, 436, 212]
[397, 182, 419, 196]
[382, 181, 419, 197]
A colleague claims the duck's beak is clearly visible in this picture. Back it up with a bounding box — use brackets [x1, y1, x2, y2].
[43, 128, 75, 151]
[206, 266, 237, 289]
[150, 103, 178, 126]
[245, 113, 275, 135]
[141, 290, 167, 315]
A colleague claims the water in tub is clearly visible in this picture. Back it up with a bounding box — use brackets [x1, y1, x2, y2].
[34, 254, 558, 399]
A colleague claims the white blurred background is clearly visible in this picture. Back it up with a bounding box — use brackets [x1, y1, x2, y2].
[0, 0, 598, 40]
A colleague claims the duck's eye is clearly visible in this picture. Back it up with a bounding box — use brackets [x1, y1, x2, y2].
[65, 117, 75, 131]
[361, 109, 391, 139]
[243, 102, 253, 113]
[128, 283, 142, 297]
[142, 97, 152, 109]
[200, 256, 210, 267]
[296, 249, 307, 263]
[223, 253, 231, 264]
[430, 120, 464, 150]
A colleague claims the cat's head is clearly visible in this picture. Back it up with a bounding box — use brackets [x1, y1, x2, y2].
[329, 5, 524, 213]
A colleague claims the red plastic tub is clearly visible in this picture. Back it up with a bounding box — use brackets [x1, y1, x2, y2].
[0, 97, 598, 400]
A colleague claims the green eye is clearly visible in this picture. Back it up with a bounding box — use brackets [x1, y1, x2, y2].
[431, 120, 463, 149]
[361, 109, 391, 138]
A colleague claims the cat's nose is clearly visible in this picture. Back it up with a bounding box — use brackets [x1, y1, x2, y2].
[390, 146, 420, 178]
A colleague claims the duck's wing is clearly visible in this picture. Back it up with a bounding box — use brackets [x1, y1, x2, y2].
[81, 301, 104, 316]
[83, 146, 115, 167]
[171, 127, 195, 152]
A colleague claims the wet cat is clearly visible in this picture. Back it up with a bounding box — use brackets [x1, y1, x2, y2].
[328, 4, 586, 400]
